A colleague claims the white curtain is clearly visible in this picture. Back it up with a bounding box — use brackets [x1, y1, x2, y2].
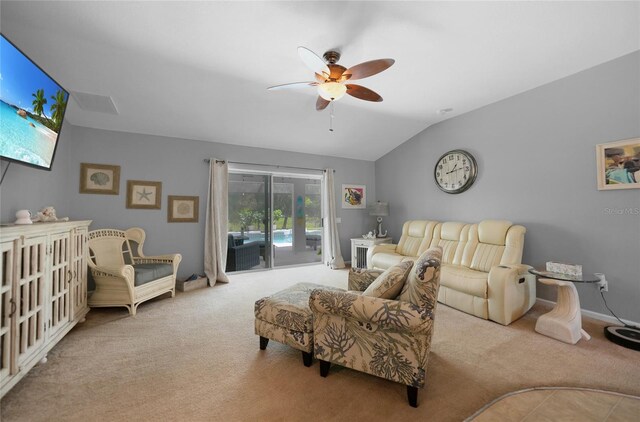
[322, 169, 345, 269]
[204, 158, 230, 286]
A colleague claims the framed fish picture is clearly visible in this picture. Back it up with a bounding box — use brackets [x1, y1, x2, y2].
[80, 163, 120, 195]
[596, 138, 640, 190]
[342, 184, 366, 209]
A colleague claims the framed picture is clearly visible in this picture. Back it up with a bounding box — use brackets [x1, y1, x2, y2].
[126, 180, 162, 209]
[596, 138, 640, 190]
[168, 195, 199, 223]
[342, 184, 366, 209]
[79, 163, 120, 195]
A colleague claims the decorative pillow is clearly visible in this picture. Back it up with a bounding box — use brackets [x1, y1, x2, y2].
[362, 261, 414, 299]
[398, 246, 442, 308]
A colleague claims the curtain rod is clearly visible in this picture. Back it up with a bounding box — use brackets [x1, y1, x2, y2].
[203, 159, 333, 172]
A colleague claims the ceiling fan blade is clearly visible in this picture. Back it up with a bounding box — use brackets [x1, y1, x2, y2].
[298, 47, 330, 78]
[345, 84, 383, 102]
[316, 96, 330, 111]
[315, 73, 327, 83]
[343, 59, 395, 80]
[267, 82, 318, 91]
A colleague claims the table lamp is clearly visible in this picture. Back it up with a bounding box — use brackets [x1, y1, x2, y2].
[370, 201, 389, 238]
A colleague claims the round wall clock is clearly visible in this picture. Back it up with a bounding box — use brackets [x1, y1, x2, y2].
[434, 149, 478, 194]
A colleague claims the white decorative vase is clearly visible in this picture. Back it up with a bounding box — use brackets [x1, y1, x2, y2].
[15, 210, 33, 225]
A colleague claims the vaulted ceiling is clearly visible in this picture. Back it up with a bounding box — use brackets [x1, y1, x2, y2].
[2, 1, 638, 160]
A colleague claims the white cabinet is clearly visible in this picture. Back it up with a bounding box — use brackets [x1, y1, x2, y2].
[70, 227, 88, 320]
[0, 220, 91, 398]
[47, 232, 71, 341]
[0, 241, 15, 384]
[15, 234, 47, 369]
[350, 237, 392, 269]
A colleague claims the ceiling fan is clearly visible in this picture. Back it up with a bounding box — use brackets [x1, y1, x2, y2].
[268, 47, 395, 111]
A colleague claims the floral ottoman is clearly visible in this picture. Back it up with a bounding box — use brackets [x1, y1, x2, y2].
[254, 282, 345, 367]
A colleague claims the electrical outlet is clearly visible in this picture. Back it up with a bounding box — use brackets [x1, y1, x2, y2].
[595, 273, 608, 292]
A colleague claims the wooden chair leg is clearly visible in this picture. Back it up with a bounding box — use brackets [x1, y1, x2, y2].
[259, 336, 269, 350]
[302, 351, 312, 367]
[407, 386, 418, 408]
[320, 360, 331, 377]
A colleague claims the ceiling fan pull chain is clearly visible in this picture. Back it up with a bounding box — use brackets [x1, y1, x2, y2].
[329, 102, 335, 132]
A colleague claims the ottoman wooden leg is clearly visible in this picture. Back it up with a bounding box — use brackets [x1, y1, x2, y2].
[319, 360, 331, 377]
[302, 351, 312, 367]
[259, 336, 269, 350]
[407, 386, 418, 408]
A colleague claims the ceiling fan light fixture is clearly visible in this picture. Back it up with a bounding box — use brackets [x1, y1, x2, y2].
[317, 82, 346, 101]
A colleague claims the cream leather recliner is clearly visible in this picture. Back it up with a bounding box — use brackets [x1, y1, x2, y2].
[368, 219, 535, 325]
[367, 220, 438, 269]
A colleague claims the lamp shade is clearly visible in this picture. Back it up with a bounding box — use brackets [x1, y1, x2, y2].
[369, 201, 389, 216]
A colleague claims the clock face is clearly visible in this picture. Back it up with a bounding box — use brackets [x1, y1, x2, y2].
[434, 150, 478, 194]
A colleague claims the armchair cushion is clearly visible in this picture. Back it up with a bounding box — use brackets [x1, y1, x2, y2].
[362, 261, 413, 299]
[398, 247, 443, 308]
[256, 282, 345, 333]
[133, 263, 174, 287]
[310, 290, 434, 334]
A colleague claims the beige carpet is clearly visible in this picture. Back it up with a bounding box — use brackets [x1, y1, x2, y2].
[1, 265, 639, 421]
[469, 387, 640, 421]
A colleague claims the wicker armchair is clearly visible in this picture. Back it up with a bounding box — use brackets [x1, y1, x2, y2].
[87, 228, 182, 315]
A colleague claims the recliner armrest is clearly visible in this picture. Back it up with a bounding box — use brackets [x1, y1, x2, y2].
[487, 264, 536, 325]
[366, 243, 398, 269]
[309, 289, 434, 334]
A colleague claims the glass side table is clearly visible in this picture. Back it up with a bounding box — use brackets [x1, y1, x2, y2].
[529, 269, 600, 344]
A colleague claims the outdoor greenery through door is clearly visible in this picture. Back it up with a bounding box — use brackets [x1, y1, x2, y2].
[227, 173, 322, 272]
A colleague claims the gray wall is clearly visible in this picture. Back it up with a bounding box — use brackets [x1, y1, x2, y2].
[48, 125, 374, 277]
[375, 51, 640, 322]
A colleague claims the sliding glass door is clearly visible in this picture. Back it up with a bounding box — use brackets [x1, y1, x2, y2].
[272, 176, 322, 267]
[227, 172, 322, 272]
[227, 173, 271, 272]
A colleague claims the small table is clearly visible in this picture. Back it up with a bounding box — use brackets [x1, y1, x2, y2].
[350, 237, 392, 269]
[529, 269, 600, 344]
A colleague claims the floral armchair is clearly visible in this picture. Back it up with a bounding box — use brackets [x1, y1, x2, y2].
[309, 247, 442, 407]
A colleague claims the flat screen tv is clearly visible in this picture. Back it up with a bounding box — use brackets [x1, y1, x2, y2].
[0, 34, 68, 170]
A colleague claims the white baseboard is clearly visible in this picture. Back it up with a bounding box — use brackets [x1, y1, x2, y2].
[536, 298, 639, 327]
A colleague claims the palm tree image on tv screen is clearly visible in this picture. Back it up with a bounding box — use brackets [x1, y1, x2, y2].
[0, 34, 68, 170]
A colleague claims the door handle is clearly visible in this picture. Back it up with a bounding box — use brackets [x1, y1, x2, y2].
[8, 298, 16, 318]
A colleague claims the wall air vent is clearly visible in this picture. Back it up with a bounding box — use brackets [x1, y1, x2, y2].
[70, 91, 119, 115]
